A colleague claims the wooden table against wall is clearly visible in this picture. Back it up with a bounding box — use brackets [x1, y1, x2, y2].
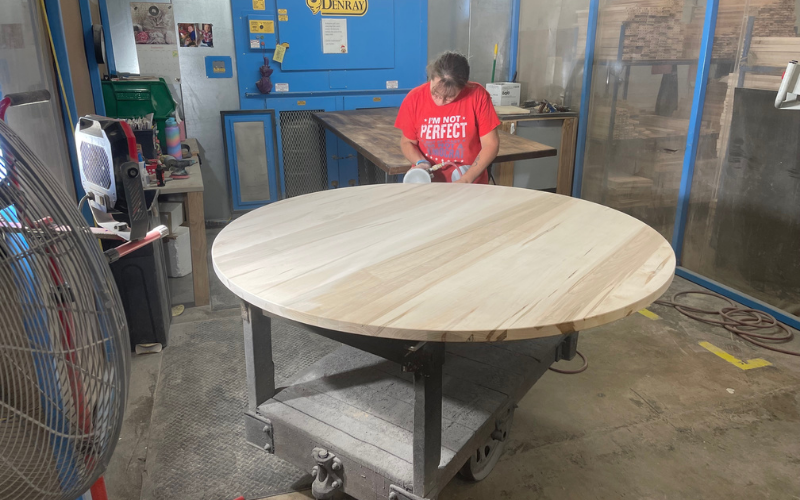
[146, 138, 210, 307]
[493, 111, 579, 195]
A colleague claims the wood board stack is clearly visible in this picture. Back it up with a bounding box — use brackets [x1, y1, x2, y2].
[702, 77, 729, 133]
[748, 37, 800, 67]
[591, 103, 640, 140]
[623, 6, 686, 60]
[577, 0, 681, 61]
[752, 0, 797, 38]
[607, 175, 654, 209]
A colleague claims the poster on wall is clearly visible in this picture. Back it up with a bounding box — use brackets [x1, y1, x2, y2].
[178, 23, 213, 47]
[130, 3, 181, 83]
[321, 18, 347, 54]
[132, 3, 175, 45]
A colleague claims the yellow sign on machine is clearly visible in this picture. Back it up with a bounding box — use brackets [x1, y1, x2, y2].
[253, 0, 265, 10]
[250, 20, 274, 33]
[306, 0, 368, 16]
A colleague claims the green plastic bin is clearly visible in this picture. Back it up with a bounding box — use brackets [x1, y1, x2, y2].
[101, 78, 176, 149]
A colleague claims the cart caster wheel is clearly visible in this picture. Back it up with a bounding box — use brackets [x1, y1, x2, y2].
[459, 408, 514, 482]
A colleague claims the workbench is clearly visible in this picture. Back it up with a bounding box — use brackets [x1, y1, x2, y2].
[146, 138, 209, 307]
[312, 108, 556, 182]
[212, 184, 675, 500]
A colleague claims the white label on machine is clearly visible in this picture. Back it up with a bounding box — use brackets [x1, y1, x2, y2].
[250, 39, 260, 49]
[386, 80, 398, 89]
[321, 18, 348, 54]
[275, 83, 289, 92]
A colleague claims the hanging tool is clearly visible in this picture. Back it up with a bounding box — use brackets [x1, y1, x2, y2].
[491, 43, 498, 83]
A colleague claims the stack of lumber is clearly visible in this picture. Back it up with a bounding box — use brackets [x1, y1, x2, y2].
[752, 0, 797, 37]
[710, 4, 748, 60]
[607, 175, 654, 209]
[590, 103, 640, 140]
[702, 77, 729, 132]
[623, 6, 686, 60]
[577, 0, 678, 61]
[748, 37, 800, 67]
[577, 0, 796, 63]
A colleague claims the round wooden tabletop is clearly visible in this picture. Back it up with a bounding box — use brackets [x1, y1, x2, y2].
[212, 184, 675, 342]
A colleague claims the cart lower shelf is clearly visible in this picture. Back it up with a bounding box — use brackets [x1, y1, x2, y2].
[245, 335, 567, 500]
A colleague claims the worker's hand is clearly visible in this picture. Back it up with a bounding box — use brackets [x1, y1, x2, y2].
[412, 160, 431, 170]
[453, 176, 470, 184]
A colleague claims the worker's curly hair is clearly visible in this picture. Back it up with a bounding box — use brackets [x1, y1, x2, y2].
[428, 51, 470, 99]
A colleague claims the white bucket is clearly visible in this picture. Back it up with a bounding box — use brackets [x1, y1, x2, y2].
[403, 168, 432, 184]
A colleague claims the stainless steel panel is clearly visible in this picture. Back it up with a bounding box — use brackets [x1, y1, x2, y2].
[512, 120, 561, 190]
[105, 0, 140, 74]
[468, 0, 512, 85]
[0, 0, 75, 198]
[428, 0, 471, 62]
[233, 122, 271, 203]
[427, 0, 512, 86]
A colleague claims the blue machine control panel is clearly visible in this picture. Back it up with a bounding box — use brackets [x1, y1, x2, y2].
[247, 15, 277, 50]
[230, 0, 427, 101]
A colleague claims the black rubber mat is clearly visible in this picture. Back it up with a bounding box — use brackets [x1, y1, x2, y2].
[141, 315, 339, 500]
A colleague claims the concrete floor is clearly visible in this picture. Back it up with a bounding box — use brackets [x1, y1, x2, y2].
[106, 229, 800, 500]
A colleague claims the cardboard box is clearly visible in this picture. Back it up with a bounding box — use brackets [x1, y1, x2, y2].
[486, 82, 521, 106]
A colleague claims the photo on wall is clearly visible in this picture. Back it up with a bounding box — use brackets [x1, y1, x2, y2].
[199, 24, 213, 47]
[178, 23, 198, 47]
[178, 23, 213, 48]
[131, 3, 176, 45]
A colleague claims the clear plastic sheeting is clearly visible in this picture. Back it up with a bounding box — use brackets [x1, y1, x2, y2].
[517, 0, 591, 109]
[579, 0, 706, 241]
[681, 0, 800, 315]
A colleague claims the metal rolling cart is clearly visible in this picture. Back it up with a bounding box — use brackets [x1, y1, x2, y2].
[212, 184, 675, 500]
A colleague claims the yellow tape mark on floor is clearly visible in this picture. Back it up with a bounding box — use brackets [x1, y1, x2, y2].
[638, 308, 660, 320]
[699, 341, 772, 370]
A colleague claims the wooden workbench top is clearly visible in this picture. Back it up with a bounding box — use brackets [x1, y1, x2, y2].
[145, 164, 204, 194]
[313, 108, 556, 175]
[212, 184, 675, 342]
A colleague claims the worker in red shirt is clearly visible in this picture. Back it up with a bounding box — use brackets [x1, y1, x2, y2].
[395, 52, 501, 184]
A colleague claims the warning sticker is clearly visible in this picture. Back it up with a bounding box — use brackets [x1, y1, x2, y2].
[273, 44, 286, 63]
[278, 8, 287, 14]
[253, 0, 265, 10]
[278, 14, 288, 21]
[250, 39, 260, 49]
[275, 83, 289, 92]
[250, 20, 274, 33]
[386, 80, 399, 89]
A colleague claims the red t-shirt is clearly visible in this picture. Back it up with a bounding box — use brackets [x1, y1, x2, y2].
[395, 81, 501, 183]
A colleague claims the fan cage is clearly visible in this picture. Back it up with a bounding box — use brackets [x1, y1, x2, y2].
[0, 119, 130, 500]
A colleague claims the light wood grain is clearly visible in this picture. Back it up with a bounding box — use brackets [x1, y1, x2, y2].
[556, 117, 578, 195]
[185, 191, 209, 307]
[313, 108, 556, 175]
[212, 184, 675, 342]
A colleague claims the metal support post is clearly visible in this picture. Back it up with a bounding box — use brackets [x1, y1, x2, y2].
[412, 342, 444, 497]
[242, 301, 275, 410]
